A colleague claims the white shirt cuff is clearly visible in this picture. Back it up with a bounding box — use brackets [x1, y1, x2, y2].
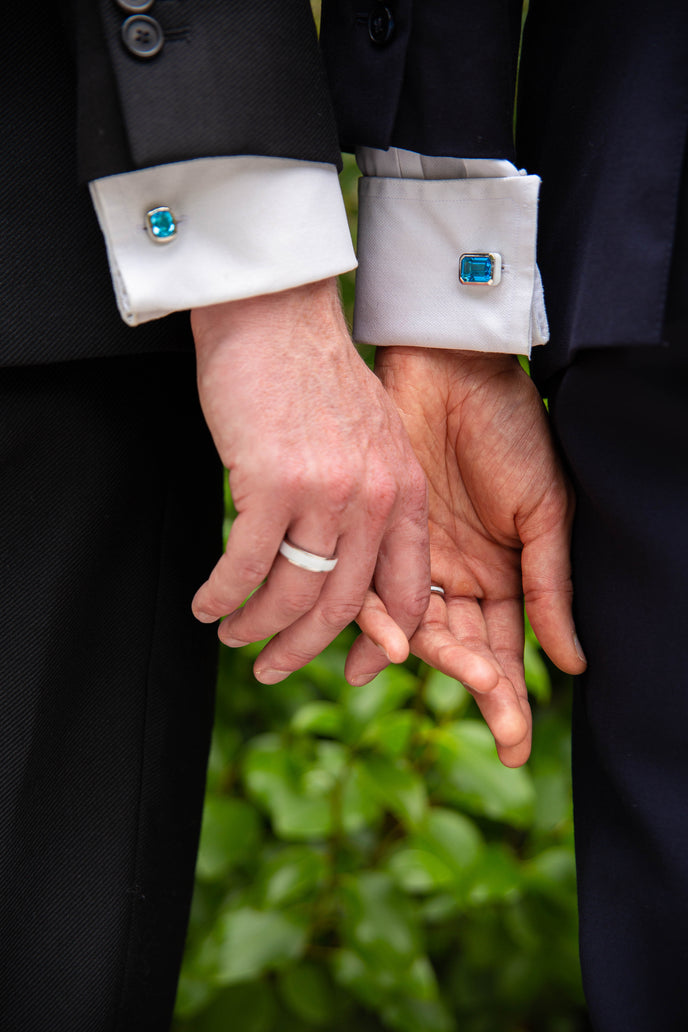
[353, 147, 548, 356]
[90, 156, 358, 327]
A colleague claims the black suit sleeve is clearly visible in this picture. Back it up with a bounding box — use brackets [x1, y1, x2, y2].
[320, 0, 523, 159]
[74, 0, 342, 181]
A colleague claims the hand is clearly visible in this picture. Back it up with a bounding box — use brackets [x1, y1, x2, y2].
[190, 278, 429, 682]
[352, 347, 587, 767]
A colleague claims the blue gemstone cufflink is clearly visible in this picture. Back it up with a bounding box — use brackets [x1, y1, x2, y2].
[145, 206, 177, 244]
[459, 252, 502, 286]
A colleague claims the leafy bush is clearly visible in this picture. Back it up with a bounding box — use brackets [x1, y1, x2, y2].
[173, 620, 586, 1032]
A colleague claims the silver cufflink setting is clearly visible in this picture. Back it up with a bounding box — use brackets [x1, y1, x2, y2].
[459, 252, 502, 286]
[144, 205, 178, 244]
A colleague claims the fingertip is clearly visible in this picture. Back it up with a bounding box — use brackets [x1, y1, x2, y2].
[377, 633, 409, 665]
[253, 665, 290, 685]
[463, 654, 501, 694]
[345, 634, 392, 685]
[496, 738, 532, 768]
[493, 705, 532, 766]
[346, 671, 378, 687]
[528, 607, 588, 676]
[191, 592, 218, 623]
[193, 609, 217, 624]
[546, 637, 588, 676]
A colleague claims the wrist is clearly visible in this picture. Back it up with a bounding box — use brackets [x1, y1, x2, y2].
[191, 276, 348, 362]
[376, 345, 522, 390]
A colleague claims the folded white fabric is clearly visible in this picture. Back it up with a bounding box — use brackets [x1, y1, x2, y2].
[354, 148, 548, 356]
[90, 156, 357, 327]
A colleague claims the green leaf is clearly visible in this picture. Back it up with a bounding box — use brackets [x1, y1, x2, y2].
[357, 754, 427, 829]
[524, 846, 577, 900]
[186, 982, 277, 1032]
[342, 666, 417, 731]
[312, 740, 349, 778]
[424, 669, 470, 718]
[195, 797, 262, 882]
[382, 995, 455, 1032]
[388, 809, 483, 897]
[531, 765, 573, 833]
[431, 721, 535, 826]
[303, 646, 350, 698]
[204, 725, 243, 793]
[291, 701, 345, 738]
[466, 844, 522, 905]
[419, 893, 461, 924]
[530, 708, 574, 833]
[416, 807, 483, 875]
[339, 871, 422, 966]
[359, 710, 418, 757]
[332, 948, 454, 1032]
[524, 637, 551, 702]
[242, 735, 333, 840]
[278, 962, 336, 1026]
[330, 948, 381, 1008]
[174, 973, 215, 1020]
[255, 846, 329, 908]
[340, 761, 384, 833]
[387, 848, 456, 894]
[212, 907, 308, 985]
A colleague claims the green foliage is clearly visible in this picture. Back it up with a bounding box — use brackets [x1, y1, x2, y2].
[173, 622, 586, 1032]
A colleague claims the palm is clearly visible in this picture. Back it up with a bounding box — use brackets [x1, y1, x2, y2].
[357, 347, 585, 767]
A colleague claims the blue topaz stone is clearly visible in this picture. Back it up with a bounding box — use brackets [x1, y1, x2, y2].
[145, 206, 177, 244]
[459, 252, 501, 285]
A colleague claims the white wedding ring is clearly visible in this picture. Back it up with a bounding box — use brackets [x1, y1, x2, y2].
[430, 584, 445, 596]
[279, 539, 338, 573]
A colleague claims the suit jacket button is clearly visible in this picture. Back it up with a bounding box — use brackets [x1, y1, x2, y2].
[115, 0, 155, 12]
[121, 14, 164, 58]
[368, 3, 395, 44]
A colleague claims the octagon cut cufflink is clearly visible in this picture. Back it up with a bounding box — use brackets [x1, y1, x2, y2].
[145, 206, 177, 244]
[459, 252, 502, 286]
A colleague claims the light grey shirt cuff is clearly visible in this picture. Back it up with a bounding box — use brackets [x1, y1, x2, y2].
[90, 156, 357, 327]
[354, 147, 548, 356]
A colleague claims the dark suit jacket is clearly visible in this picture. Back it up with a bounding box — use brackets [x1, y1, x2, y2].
[0, 1, 340, 367]
[321, 0, 688, 379]
[3, 1, 687, 377]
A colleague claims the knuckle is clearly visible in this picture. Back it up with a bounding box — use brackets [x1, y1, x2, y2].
[272, 644, 314, 670]
[274, 462, 360, 520]
[267, 465, 305, 499]
[233, 555, 272, 586]
[326, 474, 357, 514]
[401, 588, 431, 623]
[364, 470, 398, 521]
[279, 589, 320, 621]
[319, 599, 362, 633]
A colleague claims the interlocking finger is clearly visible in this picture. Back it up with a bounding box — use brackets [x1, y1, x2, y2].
[252, 520, 381, 683]
[192, 507, 288, 622]
[219, 531, 337, 647]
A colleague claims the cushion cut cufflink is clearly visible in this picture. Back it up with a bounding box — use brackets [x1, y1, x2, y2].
[459, 252, 502, 286]
[145, 206, 177, 244]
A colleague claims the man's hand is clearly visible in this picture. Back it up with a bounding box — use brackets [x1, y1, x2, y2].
[351, 347, 586, 767]
[190, 278, 429, 682]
